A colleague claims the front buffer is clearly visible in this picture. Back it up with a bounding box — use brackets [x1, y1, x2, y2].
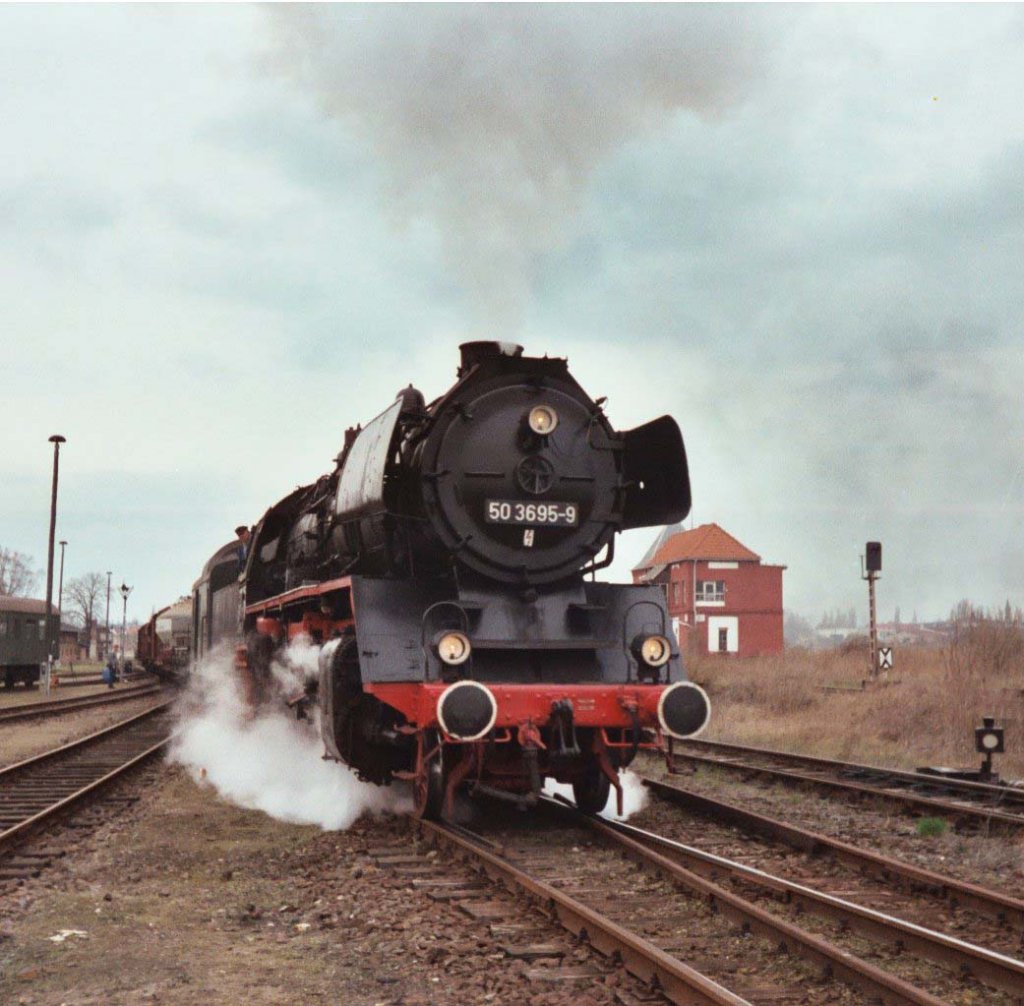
[371, 678, 711, 818]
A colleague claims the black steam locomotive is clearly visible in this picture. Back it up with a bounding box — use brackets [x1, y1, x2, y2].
[195, 342, 709, 817]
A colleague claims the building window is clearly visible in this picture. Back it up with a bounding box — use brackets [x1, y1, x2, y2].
[672, 582, 681, 606]
[696, 580, 725, 602]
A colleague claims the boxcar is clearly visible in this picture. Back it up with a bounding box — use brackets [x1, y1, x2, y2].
[137, 597, 193, 682]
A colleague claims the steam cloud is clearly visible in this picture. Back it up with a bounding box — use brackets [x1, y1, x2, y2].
[543, 768, 650, 821]
[169, 641, 409, 830]
[266, 5, 764, 330]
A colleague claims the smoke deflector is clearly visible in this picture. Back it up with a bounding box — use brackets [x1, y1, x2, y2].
[620, 416, 691, 530]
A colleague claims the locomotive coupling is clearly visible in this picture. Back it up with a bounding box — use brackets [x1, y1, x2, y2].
[436, 680, 498, 741]
[657, 681, 711, 740]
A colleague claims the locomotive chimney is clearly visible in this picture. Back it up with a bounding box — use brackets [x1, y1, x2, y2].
[458, 341, 524, 376]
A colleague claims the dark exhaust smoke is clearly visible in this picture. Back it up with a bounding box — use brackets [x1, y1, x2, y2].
[265, 5, 766, 331]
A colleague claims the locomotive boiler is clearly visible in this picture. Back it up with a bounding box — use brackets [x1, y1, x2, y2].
[229, 342, 710, 818]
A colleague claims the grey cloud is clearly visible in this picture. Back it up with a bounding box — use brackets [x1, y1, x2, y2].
[0, 179, 117, 231]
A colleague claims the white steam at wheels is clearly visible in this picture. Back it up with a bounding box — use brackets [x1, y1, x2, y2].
[171, 634, 649, 824]
[169, 639, 410, 830]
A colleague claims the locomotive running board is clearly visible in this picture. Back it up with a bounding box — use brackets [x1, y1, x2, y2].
[245, 576, 353, 616]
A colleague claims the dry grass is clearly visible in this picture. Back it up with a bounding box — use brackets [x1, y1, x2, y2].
[690, 630, 1024, 779]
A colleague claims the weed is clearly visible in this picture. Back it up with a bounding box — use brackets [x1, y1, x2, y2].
[915, 817, 948, 838]
[689, 643, 1022, 778]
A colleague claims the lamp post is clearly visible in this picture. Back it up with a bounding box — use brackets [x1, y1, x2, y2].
[105, 571, 112, 661]
[44, 435, 66, 692]
[57, 539, 67, 663]
[120, 582, 132, 676]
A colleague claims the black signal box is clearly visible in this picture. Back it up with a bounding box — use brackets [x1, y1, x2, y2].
[866, 541, 882, 573]
[975, 717, 1005, 755]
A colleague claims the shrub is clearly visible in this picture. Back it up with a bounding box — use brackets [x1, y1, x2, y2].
[915, 817, 948, 838]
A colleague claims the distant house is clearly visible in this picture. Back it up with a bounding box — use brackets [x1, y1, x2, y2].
[84, 622, 114, 660]
[632, 523, 785, 657]
[59, 624, 88, 663]
[876, 622, 950, 647]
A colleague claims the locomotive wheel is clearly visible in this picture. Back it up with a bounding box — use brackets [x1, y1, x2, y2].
[413, 730, 445, 820]
[572, 758, 611, 815]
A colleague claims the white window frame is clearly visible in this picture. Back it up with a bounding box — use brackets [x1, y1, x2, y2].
[695, 579, 725, 604]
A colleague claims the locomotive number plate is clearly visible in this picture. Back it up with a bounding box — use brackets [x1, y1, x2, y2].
[485, 499, 579, 527]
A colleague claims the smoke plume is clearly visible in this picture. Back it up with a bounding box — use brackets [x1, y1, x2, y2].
[169, 642, 410, 830]
[265, 5, 764, 330]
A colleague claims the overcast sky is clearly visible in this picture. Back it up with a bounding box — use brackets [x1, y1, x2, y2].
[2, 4, 1022, 625]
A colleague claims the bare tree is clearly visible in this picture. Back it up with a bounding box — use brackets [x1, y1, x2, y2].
[0, 547, 38, 596]
[64, 572, 107, 635]
[946, 598, 1024, 680]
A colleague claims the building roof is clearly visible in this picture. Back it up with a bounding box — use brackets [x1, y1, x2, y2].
[633, 523, 761, 572]
[635, 522, 685, 569]
[0, 595, 54, 615]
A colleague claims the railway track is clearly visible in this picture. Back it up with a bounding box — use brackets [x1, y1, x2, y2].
[619, 785, 1024, 996]
[669, 738, 1024, 830]
[0, 703, 172, 873]
[404, 796, 1024, 1006]
[641, 775, 1024, 933]
[0, 683, 165, 724]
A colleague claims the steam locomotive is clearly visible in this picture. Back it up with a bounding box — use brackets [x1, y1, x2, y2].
[193, 342, 710, 818]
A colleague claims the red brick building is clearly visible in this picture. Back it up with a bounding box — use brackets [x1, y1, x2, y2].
[632, 523, 785, 657]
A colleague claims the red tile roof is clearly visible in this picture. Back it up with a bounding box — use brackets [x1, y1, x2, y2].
[634, 523, 761, 570]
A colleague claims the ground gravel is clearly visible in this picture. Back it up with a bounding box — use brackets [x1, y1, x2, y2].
[0, 765, 669, 1006]
[0, 690, 167, 769]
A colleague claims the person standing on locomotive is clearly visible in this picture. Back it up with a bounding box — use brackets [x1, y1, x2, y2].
[235, 525, 251, 564]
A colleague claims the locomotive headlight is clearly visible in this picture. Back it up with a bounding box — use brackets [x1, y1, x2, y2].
[527, 405, 559, 435]
[639, 634, 671, 667]
[436, 630, 472, 666]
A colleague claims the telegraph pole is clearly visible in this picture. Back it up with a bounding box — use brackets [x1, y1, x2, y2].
[57, 539, 67, 660]
[105, 571, 112, 660]
[44, 435, 66, 693]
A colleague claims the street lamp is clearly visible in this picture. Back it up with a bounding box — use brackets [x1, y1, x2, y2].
[105, 571, 112, 661]
[119, 582, 132, 675]
[57, 540, 67, 661]
[44, 435, 66, 688]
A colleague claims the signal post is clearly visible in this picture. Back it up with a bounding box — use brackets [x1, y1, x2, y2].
[863, 541, 882, 681]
